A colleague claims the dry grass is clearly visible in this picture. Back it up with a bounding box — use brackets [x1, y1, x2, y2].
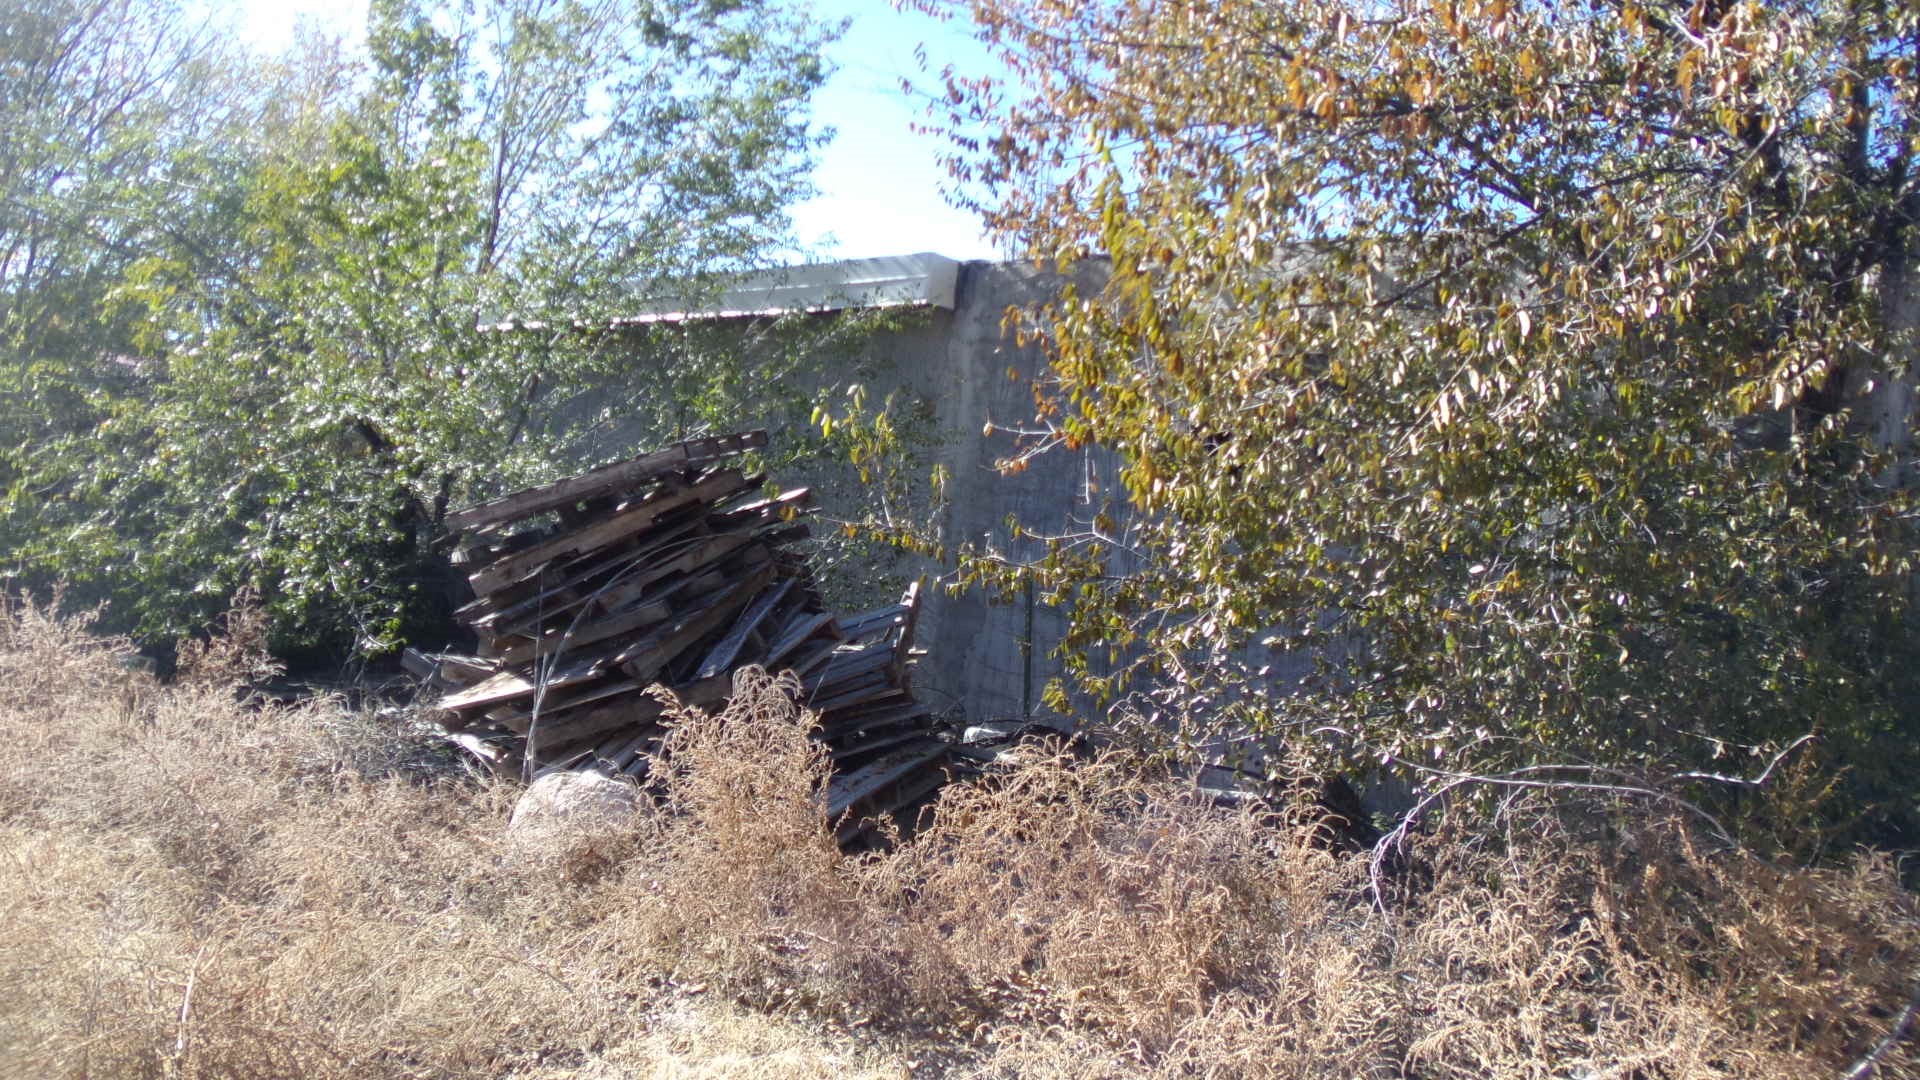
[0, 599, 1916, 1079]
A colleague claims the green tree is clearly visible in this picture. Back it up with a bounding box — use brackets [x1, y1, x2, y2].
[4, 0, 840, 657]
[914, 0, 1920, 842]
[0, 0, 248, 512]
[0, 0, 315, 640]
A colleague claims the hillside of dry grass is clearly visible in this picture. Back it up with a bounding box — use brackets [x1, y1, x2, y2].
[1, 599, 1917, 1079]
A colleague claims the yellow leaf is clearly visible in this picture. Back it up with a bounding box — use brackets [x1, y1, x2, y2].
[1677, 50, 1699, 96]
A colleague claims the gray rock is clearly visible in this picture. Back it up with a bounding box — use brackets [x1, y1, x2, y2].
[507, 769, 642, 835]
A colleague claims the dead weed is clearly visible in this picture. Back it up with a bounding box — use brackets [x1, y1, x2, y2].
[0, 600, 1915, 1079]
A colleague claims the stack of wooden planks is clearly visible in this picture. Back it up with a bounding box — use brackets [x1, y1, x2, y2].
[412, 430, 951, 845]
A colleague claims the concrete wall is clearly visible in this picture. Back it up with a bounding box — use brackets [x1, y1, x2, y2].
[794, 258, 1124, 723]
[578, 258, 1120, 723]
[911, 259, 1129, 722]
[577, 255, 1404, 733]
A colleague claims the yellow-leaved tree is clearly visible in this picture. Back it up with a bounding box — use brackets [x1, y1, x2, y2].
[913, 0, 1920, 845]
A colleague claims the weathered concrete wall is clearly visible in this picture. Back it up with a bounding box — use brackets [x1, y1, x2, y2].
[574, 258, 1119, 723]
[920, 259, 1128, 722]
[1863, 264, 1920, 482]
[795, 258, 1123, 723]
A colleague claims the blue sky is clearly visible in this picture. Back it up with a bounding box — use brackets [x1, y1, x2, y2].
[230, 0, 1005, 261]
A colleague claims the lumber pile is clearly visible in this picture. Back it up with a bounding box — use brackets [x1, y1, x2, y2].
[413, 430, 950, 845]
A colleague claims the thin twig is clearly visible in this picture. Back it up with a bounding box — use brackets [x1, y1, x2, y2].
[1671, 733, 1816, 788]
[171, 940, 213, 1068]
[1843, 979, 1920, 1079]
[1363, 736, 1818, 911]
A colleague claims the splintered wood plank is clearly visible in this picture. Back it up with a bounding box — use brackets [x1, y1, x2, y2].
[468, 469, 757, 596]
[835, 602, 908, 643]
[827, 740, 951, 819]
[817, 702, 931, 742]
[708, 487, 813, 524]
[446, 430, 768, 533]
[588, 561, 709, 615]
[764, 612, 837, 665]
[819, 692, 931, 723]
[401, 647, 438, 681]
[806, 657, 891, 698]
[598, 569, 730, 628]
[814, 684, 910, 718]
[616, 562, 775, 684]
[720, 586, 810, 672]
[784, 636, 842, 678]
[808, 677, 898, 715]
[467, 471, 755, 597]
[893, 578, 924, 676]
[497, 521, 767, 639]
[438, 670, 545, 713]
[810, 643, 896, 688]
[488, 677, 645, 732]
[620, 529, 755, 590]
[695, 580, 794, 679]
[434, 654, 502, 685]
[469, 516, 707, 630]
[494, 599, 673, 667]
[526, 699, 664, 763]
[480, 526, 725, 638]
[436, 648, 615, 712]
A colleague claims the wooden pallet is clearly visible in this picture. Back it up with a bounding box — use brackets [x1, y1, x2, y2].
[422, 432, 951, 845]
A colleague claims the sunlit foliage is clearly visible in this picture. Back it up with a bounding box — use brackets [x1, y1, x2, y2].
[914, 0, 1920, 842]
[1, 0, 840, 656]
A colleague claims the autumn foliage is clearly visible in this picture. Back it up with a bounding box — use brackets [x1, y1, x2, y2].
[911, 0, 1920, 845]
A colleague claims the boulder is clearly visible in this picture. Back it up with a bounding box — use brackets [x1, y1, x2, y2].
[507, 770, 641, 835]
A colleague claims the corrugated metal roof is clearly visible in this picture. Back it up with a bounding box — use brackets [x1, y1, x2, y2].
[613, 251, 960, 324]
